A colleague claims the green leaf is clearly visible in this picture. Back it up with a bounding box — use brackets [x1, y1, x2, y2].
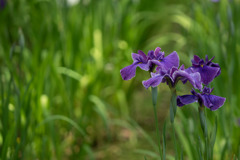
[40, 115, 86, 136]
[57, 67, 82, 81]
[210, 116, 218, 159]
[135, 149, 161, 160]
[172, 124, 178, 160]
[163, 121, 166, 160]
[89, 95, 109, 131]
[198, 107, 208, 138]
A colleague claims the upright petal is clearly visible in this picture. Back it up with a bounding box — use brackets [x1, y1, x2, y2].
[177, 95, 198, 107]
[154, 47, 164, 60]
[191, 55, 201, 66]
[154, 47, 161, 57]
[131, 53, 147, 63]
[138, 50, 147, 60]
[142, 74, 164, 89]
[201, 95, 226, 111]
[147, 50, 155, 59]
[120, 63, 138, 80]
[161, 51, 179, 70]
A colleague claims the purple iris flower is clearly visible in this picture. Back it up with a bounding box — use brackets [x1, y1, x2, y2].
[142, 65, 202, 90]
[186, 55, 221, 85]
[177, 87, 226, 111]
[120, 47, 179, 80]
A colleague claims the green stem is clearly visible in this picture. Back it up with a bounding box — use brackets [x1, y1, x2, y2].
[198, 105, 208, 138]
[170, 89, 177, 124]
[151, 87, 162, 159]
[198, 104, 209, 160]
[169, 88, 178, 159]
[172, 123, 178, 160]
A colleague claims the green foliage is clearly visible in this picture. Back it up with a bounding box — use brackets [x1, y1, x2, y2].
[0, 0, 239, 159]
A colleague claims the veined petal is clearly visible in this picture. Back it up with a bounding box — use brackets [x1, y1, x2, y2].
[147, 50, 154, 59]
[161, 51, 179, 70]
[131, 53, 147, 63]
[192, 65, 220, 85]
[191, 55, 201, 66]
[209, 62, 221, 77]
[120, 63, 138, 80]
[138, 50, 147, 59]
[201, 95, 226, 111]
[185, 67, 193, 74]
[179, 64, 185, 70]
[138, 63, 150, 71]
[150, 59, 162, 66]
[142, 74, 164, 89]
[177, 95, 198, 107]
[173, 70, 202, 90]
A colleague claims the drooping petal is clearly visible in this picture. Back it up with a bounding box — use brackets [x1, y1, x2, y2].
[177, 95, 198, 107]
[149, 59, 162, 67]
[191, 65, 220, 85]
[189, 72, 202, 90]
[184, 67, 193, 74]
[138, 62, 150, 71]
[120, 63, 138, 80]
[142, 74, 164, 89]
[209, 62, 221, 77]
[173, 70, 202, 90]
[201, 95, 226, 111]
[161, 51, 179, 70]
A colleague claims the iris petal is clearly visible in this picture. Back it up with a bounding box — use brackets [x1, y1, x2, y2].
[201, 95, 226, 111]
[173, 70, 202, 90]
[191, 65, 220, 85]
[161, 51, 179, 70]
[177, 95, 198, 107]
[120, 63, 138, 80]
[142, 74, 164, 89]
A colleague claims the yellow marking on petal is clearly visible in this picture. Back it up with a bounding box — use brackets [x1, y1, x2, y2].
[201, 64, 204, 68]
[158, 60, 162, 62]
[138, 62, 142, 64]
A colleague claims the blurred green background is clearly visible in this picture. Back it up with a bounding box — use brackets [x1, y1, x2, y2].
[0, 0, 240, 159]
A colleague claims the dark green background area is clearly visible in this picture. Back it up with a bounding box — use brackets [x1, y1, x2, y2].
[0, 0, 239, 159]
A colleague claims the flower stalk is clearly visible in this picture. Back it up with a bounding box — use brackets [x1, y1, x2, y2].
[198, 103, 210, 160]
[198, 104, 208, 138]
[170, 88, 177, 124]
[151, 87, 163, 159]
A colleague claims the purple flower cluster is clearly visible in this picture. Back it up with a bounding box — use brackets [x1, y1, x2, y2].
[120, 47, 179, 80]
[120, 47, 226, 110]
[177, 55, 225, 110]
